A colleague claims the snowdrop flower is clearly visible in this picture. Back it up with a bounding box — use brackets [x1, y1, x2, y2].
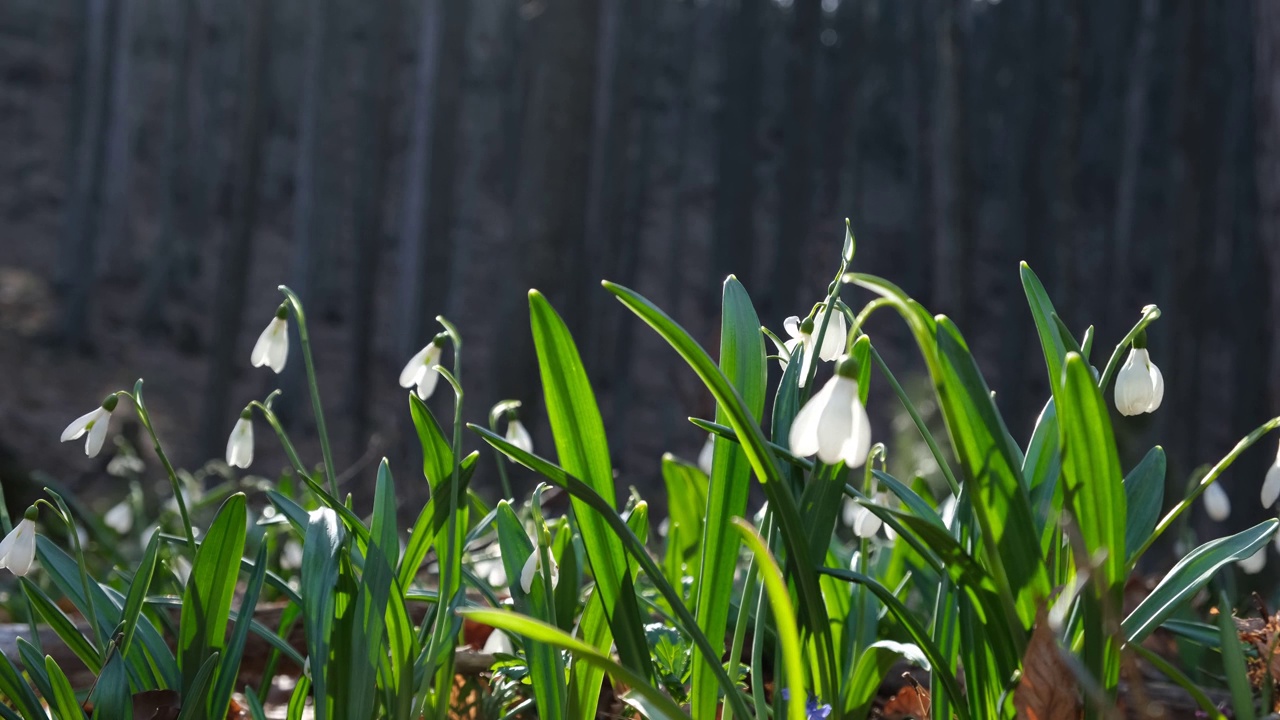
[171, 555, 193, 584]
[1261, 441, 1280, 508]
[1203, 482, 1231, 522]
[0, 508, 38, 577]
[789, 356, 871, 467]
[280, 539, 303, 571]
[782, 303, 848, 387]
[698, 433, 715, 475]
[1239, 546, 1267, 575]
[519, 546, 558, 594]
[104, 500, 133, 534]
[482, 629, 514, 655]
[250, 305, 289, 373]
[505, 418, 533, 454]
[225, 408, 254, 469]
[1114, 345, 1163, 416]
[61, 394, 118, 458]
[399, 336, 446, 400]
[843, 490, 892, 538]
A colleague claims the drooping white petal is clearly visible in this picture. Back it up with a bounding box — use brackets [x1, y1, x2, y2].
[61, 408, 100, 442]
[104, 501, 133, 534]
[1262, 462, 1280, 508]
[839, 386, 873, 468]
[1114, 349, 1156, 416]
[1203, 482, 1231, 522]
[399, 345, 432, 388]
[814, 377, 860, 465]
[226, 417, 255, 468]
[852, 505, 882, 538]
[482, 629, 514, 655]
[816, 306, 848, 362]
[1239, 546, 1267, 575]
[280, 539, 304, 571]
[415, 365, 442, 400]
[798, 336, 816, 388]
[783, 316, 803, 341]
[0, 519, 36, 577]
[85, 413, 112, 458]
[698, 433, 715, 475]
[506, 420, 533, 454]
[788, 377, 838, 458]
[1145, 357, 1164, 412]
[251, 317, 289, 373]
[519, 550, 538, 593]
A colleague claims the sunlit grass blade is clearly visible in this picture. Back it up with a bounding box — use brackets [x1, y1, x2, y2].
[345, 460, 399, 719]
[692, 276, 766, 720]
[817, 566, 970, 720]
[659, 453, 708, 601]
[1123, 520, 1277, 643]
[1122, 447, 1165, 562]
[209, 541, 269, 720]
[0, 647, 47, 720]
[396, 451, 479, 590]
[494, 501, 566, 720]
[175, 652, 221, 720]
[1218, 591, 1258, 720]
[461, 609, 691, 720]
[178, 493, 247, 716]
[301, 507, 345, 720]
[470, 425, 754, 720]
[528, 289, 653, 680]
[603, 280, 836, 697]
[42, 656, 84, 720]
[20, 579, 100, 673]
[119, 526, 162, 655]
[733, 518, 806, 720]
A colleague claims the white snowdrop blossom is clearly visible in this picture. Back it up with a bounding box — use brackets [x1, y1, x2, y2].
[280, 539, 304, 571]
[0, 510, 37, 577]
[399, 340, 445, 400]
[505, 419, 533, 454]
[482, 629, 514, 655]
[519, 546, 559, 594]
[1114, 347, 1164, 416]
[225, 410, 254, 469]
[781, 304, 847, 387]
[698, 433, 715, 475]
[1203, 482, 1231, 522]
[1239, 546, 1267, 575]
[1262, 441, 1280, 509]
[104, 500, 133, 534]
[250, 306, 289, 373]
[788, 357, 872, 468]
[61, 395, 118, 458]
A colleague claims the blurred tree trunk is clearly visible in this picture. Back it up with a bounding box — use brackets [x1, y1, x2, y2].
[1259, 1, 1280, 411]
[1052, 0, 1082, 317]
[768, 0, 820, 319]
[493, 0, 599, 403]
[347, 0, 399, 460]
[712, 0, 762, 303]
[96, 0, 137, 278]
[929, 0, 971, 322]
[139, 0, 199, 333]
[278, 0, 335, 428]
[396, 0, 467, 360]
[199, 0, 271, 462]
[1109, 0, 1158, 317]
[60, 0, 114, 348]
[910, 0, 934, 303]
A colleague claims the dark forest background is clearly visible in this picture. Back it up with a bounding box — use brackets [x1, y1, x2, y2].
[3, 0, 1280, 538]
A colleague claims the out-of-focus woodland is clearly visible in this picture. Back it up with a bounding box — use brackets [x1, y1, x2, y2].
[2, 0, 1280, 534]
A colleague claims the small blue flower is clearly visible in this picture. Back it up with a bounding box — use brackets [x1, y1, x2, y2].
[805, 696, 832, 719]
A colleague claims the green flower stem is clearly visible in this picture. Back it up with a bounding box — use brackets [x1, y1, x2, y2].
[488, 417, 515, 501]
[279, 285, 339, 498]
[122, 385, 197, 554]
[1129, 415, 1280, 570]
[869, 345, 961, 496]
[1097, 304, 1161, 392]
[723, 512, 771, 720]
[39, 493, 106, 656]
[801, 247, 854, 395]
[424, 316, 464, 720]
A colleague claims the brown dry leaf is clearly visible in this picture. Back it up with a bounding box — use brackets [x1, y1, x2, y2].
[1014, 610, 1082, 720]
[878, 682, 930, 719]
